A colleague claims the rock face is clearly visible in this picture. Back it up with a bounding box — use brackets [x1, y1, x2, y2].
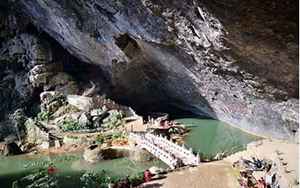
[40, 91, 67, 114]
[0, 3, 80, 139]
[67, 95, 93, 111]
[83, 144, 103, 163]
[83, 145, 130, 163]
[24, 118, 49, 146]
[1, 0, 298, 140]
[78, 112, 92, 128]
[2, 142, 23, 156]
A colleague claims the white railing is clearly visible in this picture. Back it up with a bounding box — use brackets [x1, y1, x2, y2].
[140, 139, 178, 169]
[145, 133, 200, 166]
[129, 133, 200, 168]
[130, 133, 178, 169]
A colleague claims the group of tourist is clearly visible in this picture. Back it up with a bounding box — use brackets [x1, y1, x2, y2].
[234, 157, 280, 188]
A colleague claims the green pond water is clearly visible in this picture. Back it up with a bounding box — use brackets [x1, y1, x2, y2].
[0, 118, 259, 187]
[0, 153, 166, 187]
[176, 118, 259, 157]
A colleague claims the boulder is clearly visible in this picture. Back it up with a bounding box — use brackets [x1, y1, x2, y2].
[40, 91, 58, 103]
[102, 110, 123, 128]
[39, 141, 50, 149]
[29, 71, 53, 88]
[9, 109, 27, 127]
[9, 108, 27, 140]
[92, 116, 102, 129]
[83, 144, 103, 163]
[149, 166, 164, 175]
[52, 111, 81, 126]
[78, 112, 91, 128]
[24, 118, 49, 145]
[90, 109, 104, 117]
[68, 112, 82, 120]
[128, 148, 152, 162]
[51, 104, 80, 119]
[40, 91, 66, 114]
[91, 109, 109, 128]
[2, 142, 22, 156]
[67, 95, 93, 111]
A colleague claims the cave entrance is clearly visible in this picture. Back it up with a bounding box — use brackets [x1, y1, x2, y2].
[24, 28, 198, 119]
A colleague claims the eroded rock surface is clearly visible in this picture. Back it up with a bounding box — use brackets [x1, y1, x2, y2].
[0, 0, 298, 140]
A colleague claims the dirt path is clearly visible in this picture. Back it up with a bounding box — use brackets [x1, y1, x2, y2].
[140, 161, 240, 188]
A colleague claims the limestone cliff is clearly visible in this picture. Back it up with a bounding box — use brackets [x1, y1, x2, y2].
[0, 0, 298, 140]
